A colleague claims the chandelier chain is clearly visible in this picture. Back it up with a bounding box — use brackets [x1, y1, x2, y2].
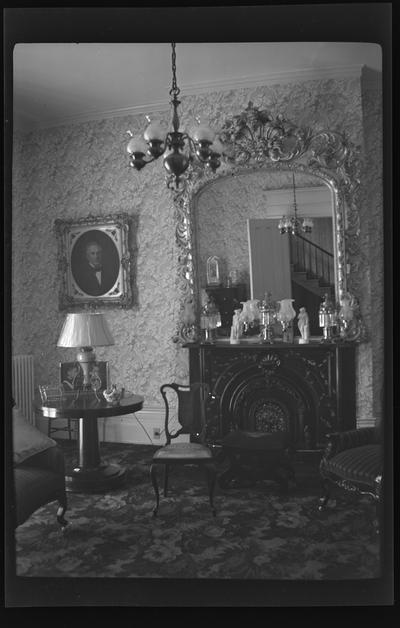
[169, 42, 180, 99]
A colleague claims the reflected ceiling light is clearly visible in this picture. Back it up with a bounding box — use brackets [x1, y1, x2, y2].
[126, 43, 224, 190]
[278, 173, 313, 235]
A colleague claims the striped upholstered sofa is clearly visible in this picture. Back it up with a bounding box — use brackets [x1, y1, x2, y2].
[318, 426, 382, 530]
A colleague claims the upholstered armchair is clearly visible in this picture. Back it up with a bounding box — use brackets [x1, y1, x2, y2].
[12, 403, 68, 530]
[318, 426, 382, 530]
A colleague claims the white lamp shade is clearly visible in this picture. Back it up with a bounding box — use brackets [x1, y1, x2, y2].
[57, 313, 114, 348]
[127, 135, 148, 155]
[191, 124, 215, 143]
[277, 299, 296, 323]
[144, 120, 166, 142]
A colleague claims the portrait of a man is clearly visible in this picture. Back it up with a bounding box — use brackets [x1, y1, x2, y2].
[55, 213, 133, 310]
[71, 229, 120, 297]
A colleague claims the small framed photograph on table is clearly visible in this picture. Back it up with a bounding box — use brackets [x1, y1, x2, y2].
[60, 362, 84, 392]
[59, 361, 109, 393]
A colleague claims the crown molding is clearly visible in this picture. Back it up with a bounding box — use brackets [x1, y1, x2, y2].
[183, 63, 364, 95]
[26, 101, 171, 132]
[17, 63, 364, 133]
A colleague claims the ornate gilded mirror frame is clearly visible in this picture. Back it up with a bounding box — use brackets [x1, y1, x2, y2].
[172, 102, 363, 344]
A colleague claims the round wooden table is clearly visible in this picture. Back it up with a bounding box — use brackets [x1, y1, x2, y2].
[35, 391, 144, 493]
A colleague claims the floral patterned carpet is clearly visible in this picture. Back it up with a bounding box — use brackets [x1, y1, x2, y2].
[15, 442, 380, 580]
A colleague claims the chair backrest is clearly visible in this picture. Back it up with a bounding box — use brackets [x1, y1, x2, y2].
[160, 382, 209, 444]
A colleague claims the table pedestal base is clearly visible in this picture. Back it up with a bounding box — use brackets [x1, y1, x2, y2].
[66, 463, 126, 493]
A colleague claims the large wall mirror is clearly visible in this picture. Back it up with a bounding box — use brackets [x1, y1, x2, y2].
[193, 169, 334, 336]
[173, 103, 362, 344]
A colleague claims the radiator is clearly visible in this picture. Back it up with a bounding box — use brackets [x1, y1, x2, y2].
[12, 354, 35, 425]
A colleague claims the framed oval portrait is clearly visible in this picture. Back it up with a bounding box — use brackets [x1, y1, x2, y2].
[55, 213, 133, 310]
[71, 229, 120, 297]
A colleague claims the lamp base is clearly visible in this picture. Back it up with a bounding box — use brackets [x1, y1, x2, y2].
[76, 346, 96, 388]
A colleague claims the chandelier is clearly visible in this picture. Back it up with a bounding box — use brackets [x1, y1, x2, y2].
[126, 43, 224, 190]
[278, 172, 313, 235]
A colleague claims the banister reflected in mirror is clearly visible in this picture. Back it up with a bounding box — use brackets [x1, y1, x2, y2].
[172, 102, 363, 344]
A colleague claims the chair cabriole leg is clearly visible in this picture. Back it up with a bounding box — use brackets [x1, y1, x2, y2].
[163, 464, 169, 497]
[318, 478, 331, 511]
[56, 491, 68, 531]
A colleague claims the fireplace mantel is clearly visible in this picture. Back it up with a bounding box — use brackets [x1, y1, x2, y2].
[184, 341, 356, 450]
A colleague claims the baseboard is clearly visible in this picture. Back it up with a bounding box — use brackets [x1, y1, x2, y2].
[36, 406, 189, 445]
[35, 404, 375, 445]
[99, 406, 171, 445]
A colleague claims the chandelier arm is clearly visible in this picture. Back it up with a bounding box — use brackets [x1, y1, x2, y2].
[186, 135, 196, 151]
[165, 130, 188, 153]
[186, 135, 212, 165]
[128, 152, 158, 171]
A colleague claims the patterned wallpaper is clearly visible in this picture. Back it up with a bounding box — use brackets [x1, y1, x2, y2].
[12, 117, 183, 407]
[12, 73, 383, 422]
[360, 70, 384, 423]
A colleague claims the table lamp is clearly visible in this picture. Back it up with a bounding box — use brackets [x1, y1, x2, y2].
[259, 292, 277, 344]
[318, 293, 337, 343]
[57, 312, 114, 389]
[276, 298, 296, 343]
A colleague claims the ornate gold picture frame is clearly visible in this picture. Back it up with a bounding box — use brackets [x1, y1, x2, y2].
[172, 102, 363, 344]
[55, 213, 133, 310]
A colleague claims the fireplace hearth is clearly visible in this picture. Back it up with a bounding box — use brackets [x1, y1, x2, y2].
[185, 342, 356, 450]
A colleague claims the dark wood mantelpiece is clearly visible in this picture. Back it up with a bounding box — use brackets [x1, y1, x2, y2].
[184, 341, 356, 450]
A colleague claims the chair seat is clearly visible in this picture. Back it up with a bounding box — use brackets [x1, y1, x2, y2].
[323, 444, 381, 486]
[151, 383, 217, 517]
[153, 442, 213, 461]
[221, 430, 287, 451]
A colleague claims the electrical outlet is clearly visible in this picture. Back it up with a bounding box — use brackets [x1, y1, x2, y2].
[153, 427, 161, 439]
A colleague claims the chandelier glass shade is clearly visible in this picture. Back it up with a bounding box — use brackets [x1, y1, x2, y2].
[127, 43, 224, 190]
[278, 172, 313, 235]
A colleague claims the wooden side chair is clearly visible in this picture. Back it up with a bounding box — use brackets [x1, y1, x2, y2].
[150, 383, 217, 517]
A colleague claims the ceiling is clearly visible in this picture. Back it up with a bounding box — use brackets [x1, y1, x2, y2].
[12, 42, 382, 133]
